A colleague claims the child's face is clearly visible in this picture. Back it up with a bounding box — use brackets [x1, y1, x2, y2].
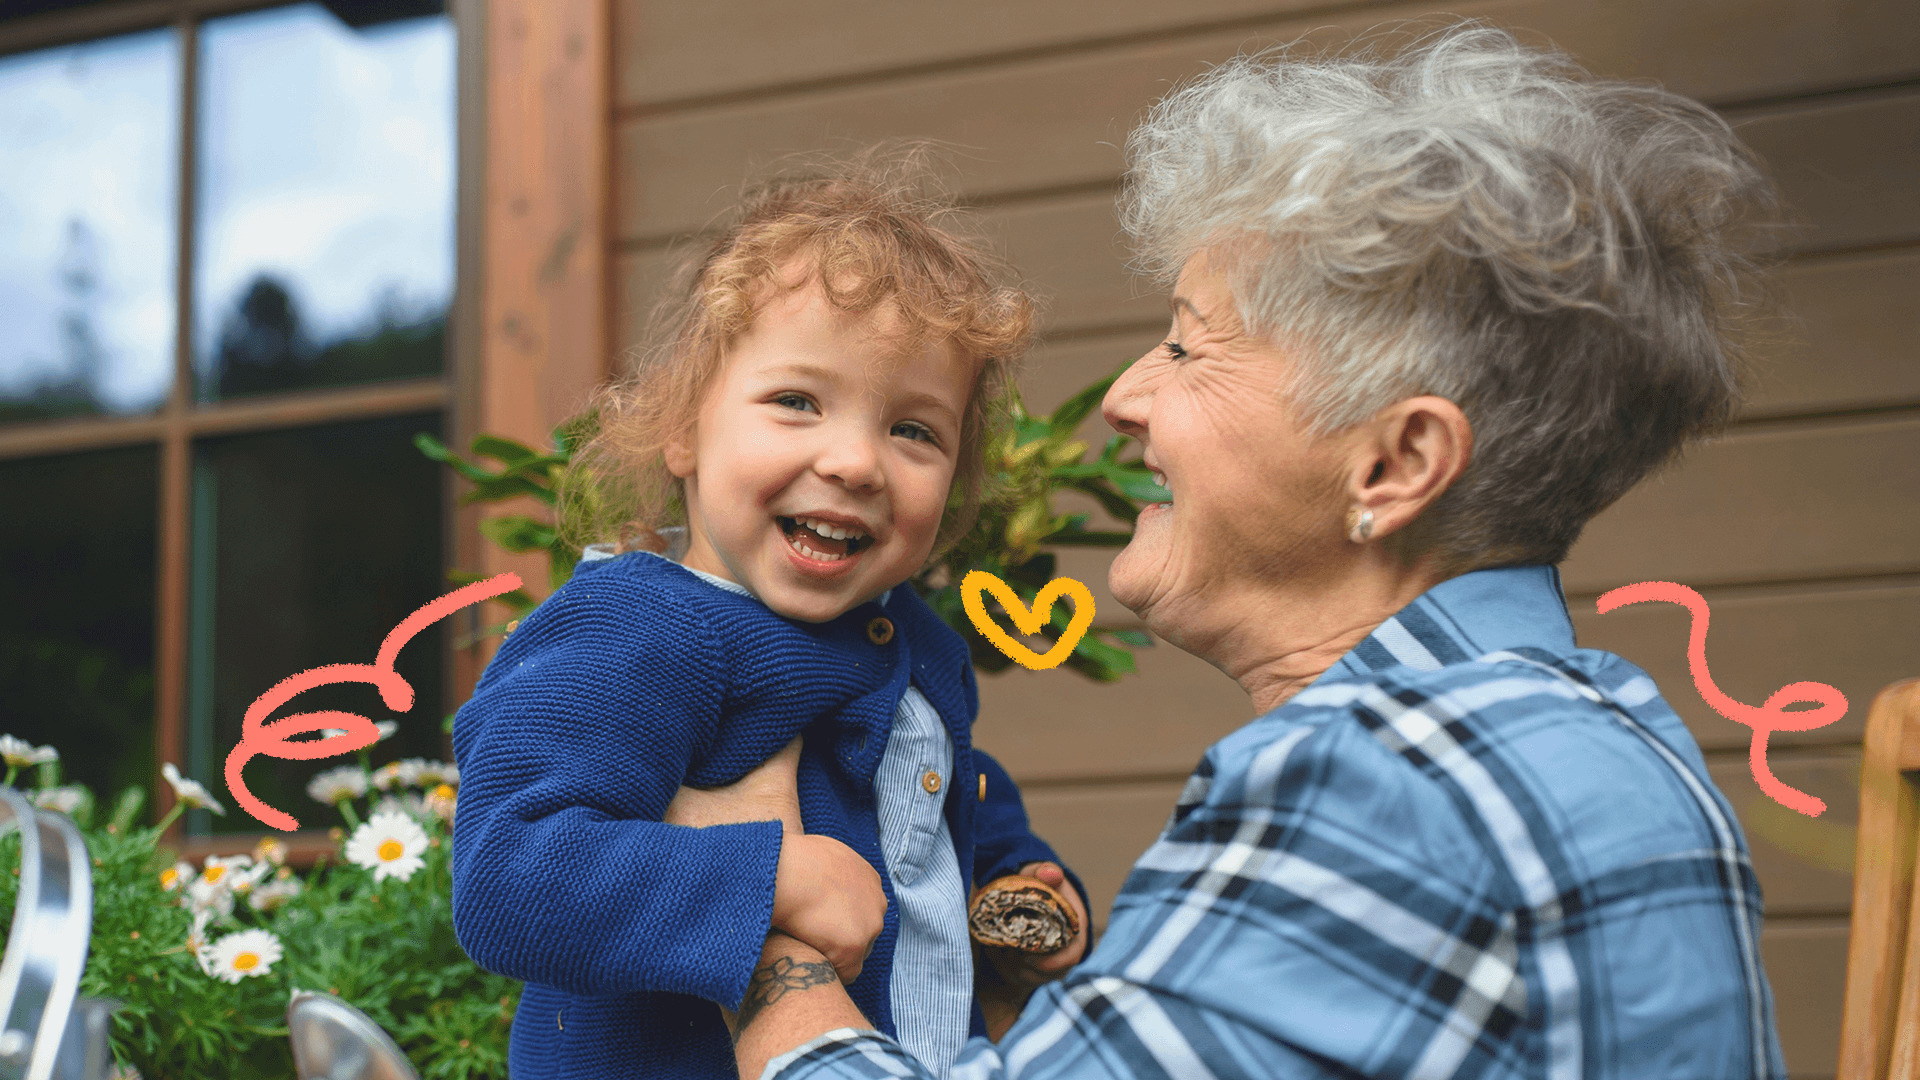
[665, 282, 973, 623]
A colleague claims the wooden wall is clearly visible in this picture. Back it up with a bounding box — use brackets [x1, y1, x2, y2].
[608, 2, 1920, 1074]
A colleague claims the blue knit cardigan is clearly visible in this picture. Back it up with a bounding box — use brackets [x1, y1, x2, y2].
[451, 552, 1072, 1080]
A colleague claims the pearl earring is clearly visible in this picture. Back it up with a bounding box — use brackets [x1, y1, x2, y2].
[1346, 508, 1374, 543]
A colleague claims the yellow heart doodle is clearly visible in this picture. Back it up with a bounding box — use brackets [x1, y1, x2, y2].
[961, 570, 1096, 671]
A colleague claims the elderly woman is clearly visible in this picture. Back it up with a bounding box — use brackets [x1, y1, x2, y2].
[698, 23, 1786, 1080]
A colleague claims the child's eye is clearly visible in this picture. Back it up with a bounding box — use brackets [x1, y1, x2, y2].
[773, 392, 818, 413]
[892, 420, 939, 445]
[1162, 339, 1188, 361]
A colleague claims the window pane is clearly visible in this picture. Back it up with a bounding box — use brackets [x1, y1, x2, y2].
[187, 413, 445, 835]
[0, 31, 178, 423]
[194, 4, 453, 402]
[0, 446, 157, 802]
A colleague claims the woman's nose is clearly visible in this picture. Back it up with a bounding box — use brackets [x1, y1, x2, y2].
[1102, 354, 1152, 439]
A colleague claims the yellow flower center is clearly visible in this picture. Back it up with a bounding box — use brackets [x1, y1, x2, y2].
[204, 866, 227, 885]
[160, 869, 179, 888]
[233, 952, 259, 972]
[433, 783, 455, 799]
[378, 839, 405, 861]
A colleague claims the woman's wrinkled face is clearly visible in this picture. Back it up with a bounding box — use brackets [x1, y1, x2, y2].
[1101, 253, 1348, 646]
[667, 282, 972, 623]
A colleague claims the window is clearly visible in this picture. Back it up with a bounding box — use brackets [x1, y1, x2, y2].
[0, 0, 466, 855]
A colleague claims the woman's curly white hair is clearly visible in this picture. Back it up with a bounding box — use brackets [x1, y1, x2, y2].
[1121, 21, 1780, 568]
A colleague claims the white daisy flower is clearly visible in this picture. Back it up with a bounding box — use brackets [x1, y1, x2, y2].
[320, 720, 397, 742]
[31, 785, 86, 814]
[373, 792, 428, 821]
[252, 836, 288, 867]
[186, 854, 251, 915]
[248, 878, 303, 912]
[202, 928, 283, 983]
[161, 763, 225, 815]
[423, 782, 457, 822]
[344, 810, 429, 883]
[186, 909, 213, 958]
[0, 735, 58, 769]
[306, 766, 369, 806]
[406, 759, 459, 788]
[158, 860, 195, 893]
[370, 760, 408, 791]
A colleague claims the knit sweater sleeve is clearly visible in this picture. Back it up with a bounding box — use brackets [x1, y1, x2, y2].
[449, 569, 780, 1009]
[969, 749, 1087, 912]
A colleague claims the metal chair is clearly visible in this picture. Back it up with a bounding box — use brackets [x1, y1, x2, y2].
[0, 786, 115, 1080]
[287, 991, 420, 1080]
[1839, 678, 1920, 1078]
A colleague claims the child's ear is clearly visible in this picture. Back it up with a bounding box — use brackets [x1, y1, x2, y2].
[664, 427, 695, 478]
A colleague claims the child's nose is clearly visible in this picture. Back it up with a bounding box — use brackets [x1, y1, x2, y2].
[814, 431, 884, 491]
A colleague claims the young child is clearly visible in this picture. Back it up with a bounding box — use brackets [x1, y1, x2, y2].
[450, 163, 1088, 1080]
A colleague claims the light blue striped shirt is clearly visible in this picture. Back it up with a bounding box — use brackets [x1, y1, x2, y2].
[582, 544, 973, 1076]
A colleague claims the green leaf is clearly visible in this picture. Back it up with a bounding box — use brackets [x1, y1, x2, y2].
[468, 434, 541, 467]
[1044, 364, 1125, 438]
[478, 516, 557, 553]
[414, 433, 496, 484]
[1104, 628, 1154, 647]
[462, 475, 554, 506]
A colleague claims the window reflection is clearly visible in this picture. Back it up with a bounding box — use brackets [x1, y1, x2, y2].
[0, 30, 178, 422]
[195, 4, 453, 401]
[0, 447, 158, 800]
[186, 413, 446, 835]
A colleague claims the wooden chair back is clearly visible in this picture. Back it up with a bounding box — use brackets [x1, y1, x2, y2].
[1840, 678, 1920, 1079]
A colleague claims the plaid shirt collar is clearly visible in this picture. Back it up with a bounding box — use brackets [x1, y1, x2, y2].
[1322, 564, 1577, 683]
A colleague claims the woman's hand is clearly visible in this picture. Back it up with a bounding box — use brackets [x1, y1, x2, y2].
[975, 861, 1090, 1039]
[663, 737, 887, 984]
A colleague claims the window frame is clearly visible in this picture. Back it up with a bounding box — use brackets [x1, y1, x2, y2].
[0, 0, 488, 862]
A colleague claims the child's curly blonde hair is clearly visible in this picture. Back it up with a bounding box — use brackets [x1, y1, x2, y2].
[567, 152, 1036, 560]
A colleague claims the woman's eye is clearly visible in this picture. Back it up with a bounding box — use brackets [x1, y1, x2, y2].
[1162, 339, 1188, 361]
[774, 393, 817, 413]
[892, 420, 938, 445]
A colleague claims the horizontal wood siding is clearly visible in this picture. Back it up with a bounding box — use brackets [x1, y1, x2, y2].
[614, 3, 1920, 1073]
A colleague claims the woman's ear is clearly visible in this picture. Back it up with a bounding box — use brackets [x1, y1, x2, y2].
[1348, 396, 1473, 539]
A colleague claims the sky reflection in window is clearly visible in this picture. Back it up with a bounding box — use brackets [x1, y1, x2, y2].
[195, 4, 453, 401]
[0, 31, 179, 422]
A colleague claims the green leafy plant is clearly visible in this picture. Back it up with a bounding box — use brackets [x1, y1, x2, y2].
[0, 746, 513, 1080]
[415, 365, 1166, 680]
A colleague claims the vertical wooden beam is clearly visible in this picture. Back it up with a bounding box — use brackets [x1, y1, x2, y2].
[154, 14, 199, 832]
[468, 0, 612, 680]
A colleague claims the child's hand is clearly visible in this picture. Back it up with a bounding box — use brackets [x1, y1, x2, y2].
[974, 861, 1089, 1037]
[772, 833, 888, 984]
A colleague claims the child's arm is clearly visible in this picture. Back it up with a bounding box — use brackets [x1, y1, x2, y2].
[968, 749, 1092, 1032]
[449, 578, 783, 1010]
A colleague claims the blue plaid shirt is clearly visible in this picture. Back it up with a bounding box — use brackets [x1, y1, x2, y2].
[765, 565, 1787, 1080]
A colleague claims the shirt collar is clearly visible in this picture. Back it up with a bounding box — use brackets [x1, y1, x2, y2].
[1322, 564, 1577, 681]
[579, 539, 892, 606]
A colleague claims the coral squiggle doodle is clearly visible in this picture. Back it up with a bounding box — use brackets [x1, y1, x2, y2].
[1596, 580, 1846, 817]
[225, 572, 523, 831]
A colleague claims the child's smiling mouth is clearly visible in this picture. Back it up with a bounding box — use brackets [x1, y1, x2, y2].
[778, 515, 872, 563]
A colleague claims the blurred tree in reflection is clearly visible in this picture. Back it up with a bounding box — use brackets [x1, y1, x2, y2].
[214, 273, 443, 399]
[0, 218, 110, 423]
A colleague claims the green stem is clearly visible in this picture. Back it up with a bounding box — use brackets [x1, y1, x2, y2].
[2, 766, 16, 788]
[338, 800, 362, 831]
[154, 803, 186, 835]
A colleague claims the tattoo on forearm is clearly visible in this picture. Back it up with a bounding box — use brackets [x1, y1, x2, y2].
[736, 955, 839, 1035]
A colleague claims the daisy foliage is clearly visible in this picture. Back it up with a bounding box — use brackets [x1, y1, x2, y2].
[0, 744, 515, 1080]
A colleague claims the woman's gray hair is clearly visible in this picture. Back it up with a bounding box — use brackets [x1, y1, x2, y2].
[1121, 22, 1780, 569]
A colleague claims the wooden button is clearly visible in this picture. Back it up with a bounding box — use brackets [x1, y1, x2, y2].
[978, 774, 987, 801]
[866, 617, 894, 645]
[922, 770, 942, 794]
